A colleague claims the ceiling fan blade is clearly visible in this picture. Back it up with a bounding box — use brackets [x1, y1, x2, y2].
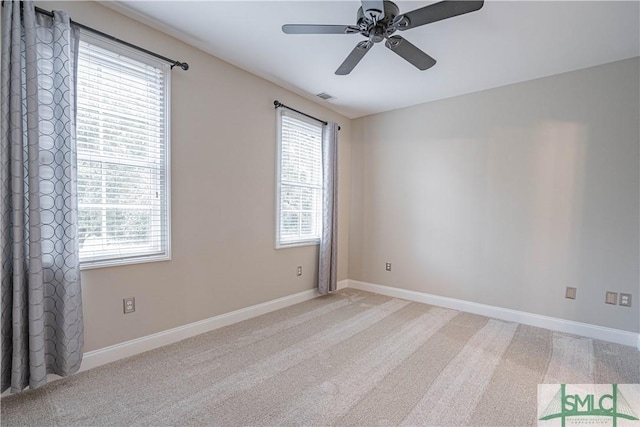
[361, 0, 386, 21]
[385, 35, 436, 70]
[282, 24, 360, 35]
[335, 41, 374, 75]
[396, 1, 484, 30]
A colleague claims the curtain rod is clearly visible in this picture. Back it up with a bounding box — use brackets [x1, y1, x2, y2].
[274, 101, 341, 131]
[31, 6, 189, 71]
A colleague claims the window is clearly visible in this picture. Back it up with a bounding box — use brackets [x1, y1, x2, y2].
[276, 109, 323, 248]
[76, 34, 170, 268]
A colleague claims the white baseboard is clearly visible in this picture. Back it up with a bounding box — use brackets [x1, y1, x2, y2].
[347, 280, 640, 348]
[3, 289, 319, 395]
[80, 287, 320, 372]
[68, 277, 640, 375]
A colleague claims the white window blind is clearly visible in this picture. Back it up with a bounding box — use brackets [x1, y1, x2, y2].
[276, 108, 323, 247]
[76, 36, 170, 267]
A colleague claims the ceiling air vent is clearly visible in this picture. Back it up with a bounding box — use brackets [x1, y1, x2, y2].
[315, 92, 335, 101]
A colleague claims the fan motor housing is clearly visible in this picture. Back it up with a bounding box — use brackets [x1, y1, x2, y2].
[357, 1, 400, 42]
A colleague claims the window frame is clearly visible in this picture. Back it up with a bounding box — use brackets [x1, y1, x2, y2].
[275, 108, 323, 249]
[77, 31, 172, 270]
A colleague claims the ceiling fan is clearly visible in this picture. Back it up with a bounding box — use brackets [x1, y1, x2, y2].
[282, 1, 484, 75]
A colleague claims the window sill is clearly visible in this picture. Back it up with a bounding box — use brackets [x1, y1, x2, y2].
[275, 240, 320, 250]
[80, 253, 171, 270]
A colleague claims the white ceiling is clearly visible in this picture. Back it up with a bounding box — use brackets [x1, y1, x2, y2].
[107, 1, 640, 119]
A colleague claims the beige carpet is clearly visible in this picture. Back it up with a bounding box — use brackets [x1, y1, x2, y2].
[1, 289, 639, 426]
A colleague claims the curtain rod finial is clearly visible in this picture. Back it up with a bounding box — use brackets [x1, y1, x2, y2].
[171, 61, 189, 70]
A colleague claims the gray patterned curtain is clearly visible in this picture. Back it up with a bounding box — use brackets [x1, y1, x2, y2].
[1, 0, 83, 393]
[318, 123, 338, 295]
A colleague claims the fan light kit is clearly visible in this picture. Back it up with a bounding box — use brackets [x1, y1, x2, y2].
[283, 0, 484, 75]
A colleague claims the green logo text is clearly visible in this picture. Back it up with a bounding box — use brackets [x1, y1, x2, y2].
[539, 384, 639, 427]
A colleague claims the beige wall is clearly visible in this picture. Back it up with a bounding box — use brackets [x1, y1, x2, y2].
[41, 1, 352, 352]
[350, 58, 640, 333]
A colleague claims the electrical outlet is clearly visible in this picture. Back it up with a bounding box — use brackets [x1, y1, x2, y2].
[565, 287, 576, 300]
[619, 293, 632, 307]
[385, 262, 392, 272]
[297, 266, 302, 276]
[605, 292, 617, 305]
[123, 297, 135, 314]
